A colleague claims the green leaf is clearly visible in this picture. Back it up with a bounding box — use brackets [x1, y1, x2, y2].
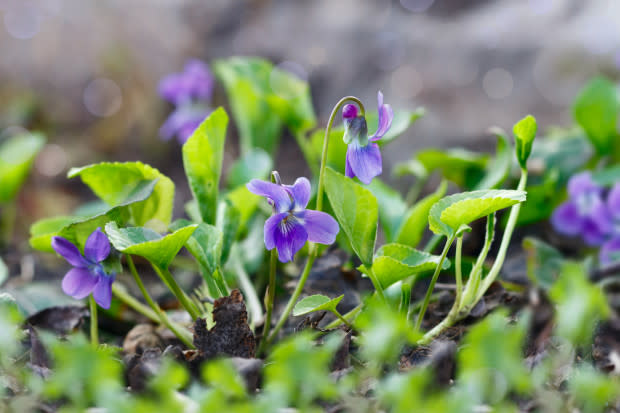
[367, 179, 407, 242]
[522, 237, 564, 291]
[395, 181, 447, 248]
[29, 180, 158, 252]
[324, 167, 378, 266]
[474, 128, 512, 190]
[528, 129, 592, 183]
[592, 164, 620, 187]
[182, 107, 228, 225]
[309, 127, 347, 175]
[415, 148, 488, 189]
[573, 77, 620, 155]
[292, 294, 344, 317]
[429, 189, 526, 237]
[370, 243, 450, 289]
[105, 221, 197, 269]
[216, 199, 240, 265]
[213, 57, 282, 155]
[68, 162, 174, 232]
[512, 115, 537, 169]
[224, 185, 260, 235]
[226, 148, 272, 188]
[367, 108, 425, 145]
[0, 132, 45, 203]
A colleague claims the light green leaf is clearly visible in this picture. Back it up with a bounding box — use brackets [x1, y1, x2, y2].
[395, 180, 447, 248]
[68, 162, 174, 232]
[292, 294, 344, 317]
[225, 185, 260, 234]
[370, 243, 450, 289]
[309, 127, 347, 175]
[474, 128, 512, 190]
[29, 180, 158, 252]
[522, 237, 564, 291]
[429, 189, 526, 237]
[324, 167, 377, 266]
[105, 221, 197, 269]
[266, 67, 317, 136]
[415, 148, 488, 189]
[573, 77, 619, 155]
[366, 108, 425, 145]
[592, 164, 620, 187]
[226, 148, 272, 188]
[0, 132, 45, 203]
[213, 57, 282, 155]
[182, 107, 228, 225]
[367, 179, 407, 242]
[216, 199, 240, 265]
[512, 115, 537, 169]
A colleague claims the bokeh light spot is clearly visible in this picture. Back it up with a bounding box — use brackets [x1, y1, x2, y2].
[390, 65, 423, 100]
[482, 68, 513, 100]
[3, 2, 42, 39]
[83, 78, 122, 117]
[35, 144, 67, 177]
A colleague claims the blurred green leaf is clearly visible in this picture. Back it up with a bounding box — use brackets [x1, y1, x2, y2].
[265, 67, 316, 136]
[367, 107, 425, 145]
[324, 167, 377, 266]
[213, 57, 283, 155]
[395, 181, 447, 248]
[367, 178, 407, 242]
[309, 127, 347, 175]
[522, 237, 564, 290]
[415, 148, 488, 189]
[216, 199, 240, 265]
[0, 132, 45, 203]
[203, 359, 248, 400]
[474, 128, 512, 190]
[368, 243, 450, 289]
[183, 107, 228, 225]
[549, 261, 609, 345]
[569, 365, 620, 413]
[292, 294, 344, 317]
[105, 222, 197, 269]
[429, 189, 526, 237]
[528, 130, 592, 183]
[227, 148, 272, 188]
[68, 162, 174, 232]
[573, 77, 619, 155]
[225, 185, 260, 235]
[512, 115, 537, 169]
[592, 164, 620, 187]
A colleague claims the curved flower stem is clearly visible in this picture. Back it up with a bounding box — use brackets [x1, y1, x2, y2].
[266, 96, 366, 345]
[152, 265, 201, 320]
[111, 283, 159, 322]
[89, 296, 98, 347]
[414, 234, 455, 331]
[258, 249, 278, 355]
[126, 255, 194, 348]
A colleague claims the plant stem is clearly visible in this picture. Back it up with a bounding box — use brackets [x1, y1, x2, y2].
[258, 249, 277, 354]
[89, 296, 98, 347]
[126, 255, 194, 348]
[361, 265, 386, 301]
[111, 283, 160, 323]
[266, 96, 366, 344]
[232, 257, 262, 330]
[325, 303, 363, 329]
[414, 235, 455, 331]
[331, 311, 353, 329]
[152, 265, 201, 320]
[454, 235, 464, 309]
[400, 280, 412, 316]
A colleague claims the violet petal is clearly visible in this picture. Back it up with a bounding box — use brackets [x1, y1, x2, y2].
[274, 217, 308, 263]
[567, 172, 600, 198]
[600, 238, 620, 266]
[247, 180, 292, 213]
[288, 177, 311, 209]
[61, 267, 98, 300]
[346, 142, 382, 185]
[582, 218, 607, 246]
[84, 228, 110, 263]
[607, 183, 620, 220]
[51, 237, 88, 268]
[298, 210, 339, 245]
[370, 91, 394, 141]
[263, 212, 289, 251]
[92, 275, 115, 309]
[342, 104, 358, 119]
[550, 201, 583, 236]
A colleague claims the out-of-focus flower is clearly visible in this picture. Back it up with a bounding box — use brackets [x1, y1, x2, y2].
[158, 59, 213, 144]
[51, 228, 115, 309]
[599, 183, 620, 266]
[551, 172, 609, 245]
[247, 174, 339, 262]
[342, 91, 393, 185]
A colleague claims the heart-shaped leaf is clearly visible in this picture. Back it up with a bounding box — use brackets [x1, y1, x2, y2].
[0, 132, 45, 203]
[324, 167, 378, 266]
[429, 189, 526, 237]
[512, 115, 537, 169]
[292, 294, 344, 317]
[369, 243, 450, 289]
[105, 222, 197, 269]
[395, 180, 447, 248]
[415, 148, 488, 189]
[183, 107, 228, 225]
[68, 162, 174, 232]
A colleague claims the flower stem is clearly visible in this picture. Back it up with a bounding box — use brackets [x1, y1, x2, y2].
[152, 265, 201, 320]
[89, 296, 98, 347]
[126, 255, 194, 348]
[414, 234, 455, 331]
[258, 249, 277, 355]
[111, 283, 160, 323]
[266, 96, 366, 344]
[454, 235, 464, 309]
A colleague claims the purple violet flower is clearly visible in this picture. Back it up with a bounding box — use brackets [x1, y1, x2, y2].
[550, 172, 610, 245]
[247, 175, 339, 263]
[599, 183, 620, 266]
[342, 91, 394, 185]
[51, 228, 115, 309]
[158, 59, 214, 143]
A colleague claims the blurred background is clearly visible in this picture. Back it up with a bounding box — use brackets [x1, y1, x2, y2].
[1, 0, 620, 241]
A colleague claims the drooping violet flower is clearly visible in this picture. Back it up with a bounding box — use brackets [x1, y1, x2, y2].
[51, 228, 116, 309]
[158, 59, 214, 143]
[342, 91, 394, 185]
[247, 174, 339, 262]
[599, 183, 620, 266]
[550, 172, 610, 245]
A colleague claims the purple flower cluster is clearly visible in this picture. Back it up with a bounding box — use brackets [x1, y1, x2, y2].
[158, 59, 214, 144]
[247, 175, 339, 262]
[52, 228, 116, 309]
[551, 172, 620, 266]
[342, 91, 393, 185]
